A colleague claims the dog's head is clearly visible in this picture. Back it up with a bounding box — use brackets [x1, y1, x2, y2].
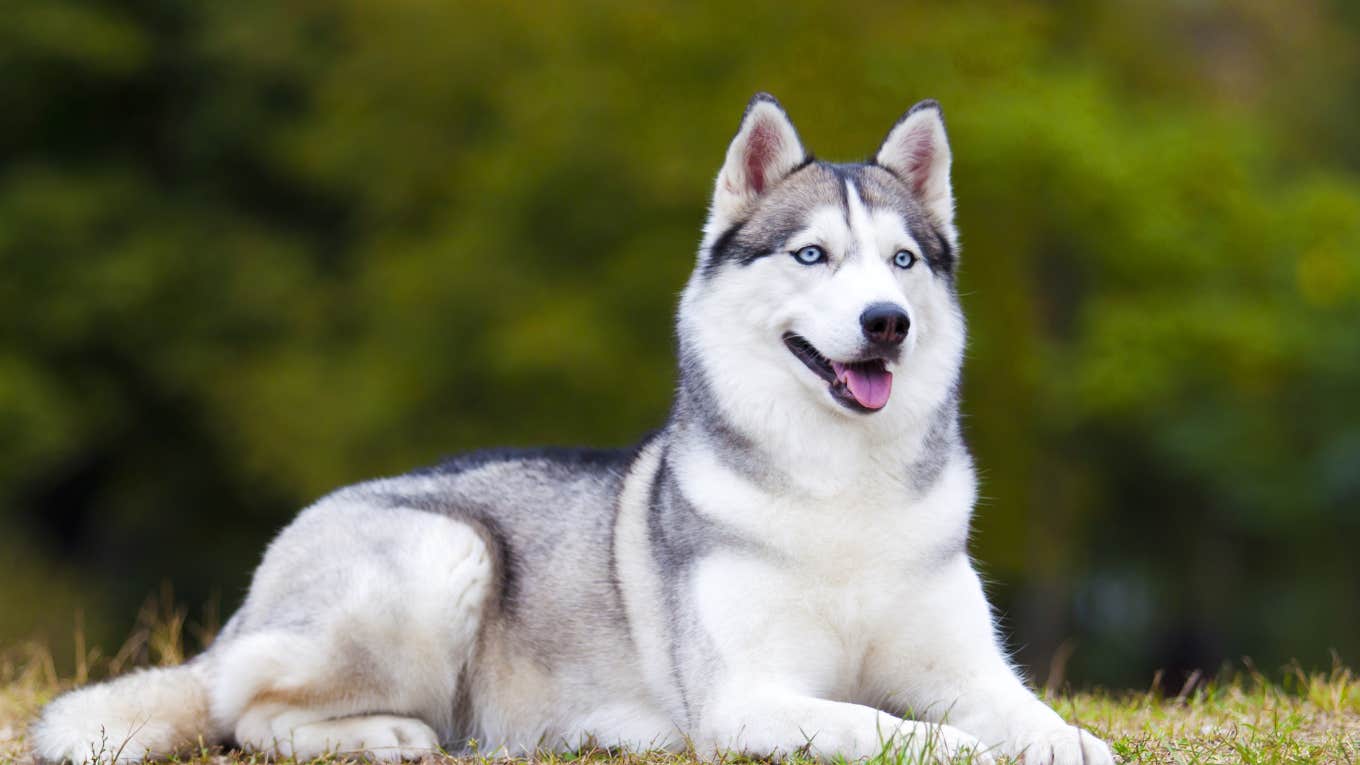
[679, 94, 964, 437]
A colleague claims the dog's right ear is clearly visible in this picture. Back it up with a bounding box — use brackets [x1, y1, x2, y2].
[709, 93, 808, 228]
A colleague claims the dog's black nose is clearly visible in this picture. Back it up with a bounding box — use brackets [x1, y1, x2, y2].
[860, 303, 910, 346]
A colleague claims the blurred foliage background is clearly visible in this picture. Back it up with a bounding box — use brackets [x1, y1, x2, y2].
[2, 0, 1358, 690]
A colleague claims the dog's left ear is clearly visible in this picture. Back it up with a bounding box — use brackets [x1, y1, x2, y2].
[710, 93, 808, 227]
[875, 100, 953, 227]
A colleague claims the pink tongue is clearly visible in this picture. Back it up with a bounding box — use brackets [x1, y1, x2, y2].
[831, 362, 894, 410]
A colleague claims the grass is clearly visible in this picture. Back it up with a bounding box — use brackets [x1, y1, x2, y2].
[1, 605, 1357, 764]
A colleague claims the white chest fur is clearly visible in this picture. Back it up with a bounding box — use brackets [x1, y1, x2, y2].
[673, 440, 978, 702]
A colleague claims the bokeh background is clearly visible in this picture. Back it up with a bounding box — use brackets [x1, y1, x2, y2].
[2, 0, 1358, 690]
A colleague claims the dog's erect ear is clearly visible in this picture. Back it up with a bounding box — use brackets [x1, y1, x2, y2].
[710, 93, 808, 226]
[875, 100, 953, 227]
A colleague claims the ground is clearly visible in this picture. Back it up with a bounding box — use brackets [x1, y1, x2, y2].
[2, 618, 1357, 765]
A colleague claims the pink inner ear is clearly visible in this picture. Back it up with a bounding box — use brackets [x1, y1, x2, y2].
[744, 119, 782, 195]
[905, 129, 935, 197]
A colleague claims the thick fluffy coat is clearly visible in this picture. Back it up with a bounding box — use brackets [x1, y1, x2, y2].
[35, 95, 1112, 765]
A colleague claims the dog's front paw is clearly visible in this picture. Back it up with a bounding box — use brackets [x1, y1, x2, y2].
[1010, 725, 1112, 765]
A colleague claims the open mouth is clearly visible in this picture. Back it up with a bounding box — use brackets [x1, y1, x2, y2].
[782, 333, 894, 412]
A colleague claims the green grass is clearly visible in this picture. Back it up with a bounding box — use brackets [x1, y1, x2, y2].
[3, 637, 1358, 764]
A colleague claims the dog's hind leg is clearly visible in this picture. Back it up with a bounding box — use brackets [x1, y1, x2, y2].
[219, 628, 448, 761]
[209, 502, 494, 760]
[236, 709, 441, 762]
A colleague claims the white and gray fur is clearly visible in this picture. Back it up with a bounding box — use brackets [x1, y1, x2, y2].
[33, 94, 1112, 765]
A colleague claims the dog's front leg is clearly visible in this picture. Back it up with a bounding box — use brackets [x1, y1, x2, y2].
[695, 687, 990, 763]
[872, 557, 1113, 764]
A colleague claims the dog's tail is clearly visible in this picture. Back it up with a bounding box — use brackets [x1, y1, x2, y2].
[32, 662, 219, 764]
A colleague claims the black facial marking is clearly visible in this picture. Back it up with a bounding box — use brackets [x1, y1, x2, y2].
[702, 161, 848, 278]
[934, 229, 954, 265]
[701, 208, 820, 278]
[701, 222, 780, 277]
[910, 221, 956, 278]
[703, 222, 747, 277]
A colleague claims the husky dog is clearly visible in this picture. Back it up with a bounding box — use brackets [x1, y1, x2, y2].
[35, 95, 1112, 765]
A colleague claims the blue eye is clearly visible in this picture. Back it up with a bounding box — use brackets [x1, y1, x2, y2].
[792, 245, 826, 265]
[893, 249, 917, 269]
